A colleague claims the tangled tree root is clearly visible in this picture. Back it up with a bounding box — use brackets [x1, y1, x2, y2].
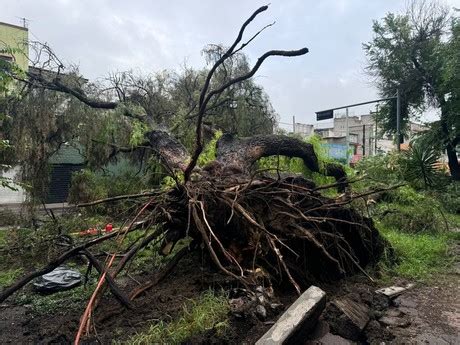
[157, 173, 385, 293]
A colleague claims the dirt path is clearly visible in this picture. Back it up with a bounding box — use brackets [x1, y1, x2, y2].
[384, 242, 460, 344]
[382, 274, 459, 344]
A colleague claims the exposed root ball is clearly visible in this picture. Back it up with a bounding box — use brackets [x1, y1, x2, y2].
[158, 174, 385, 292]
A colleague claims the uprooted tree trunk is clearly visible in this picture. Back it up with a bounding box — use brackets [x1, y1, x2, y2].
[147, 130, 383, 291]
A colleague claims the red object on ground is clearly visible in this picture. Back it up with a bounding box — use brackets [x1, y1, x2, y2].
[105, 223, 113, 232]
[78, 228, 98, 236]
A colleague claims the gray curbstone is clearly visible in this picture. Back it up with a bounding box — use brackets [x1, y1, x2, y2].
[256, 285, 326, 345]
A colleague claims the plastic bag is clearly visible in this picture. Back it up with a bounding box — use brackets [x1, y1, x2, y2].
[33, 266, 81, 293]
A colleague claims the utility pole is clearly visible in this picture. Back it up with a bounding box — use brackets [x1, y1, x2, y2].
[362, 124, 366, 156]
[374, 104, 379, 154]
[292, 115, 296, 134]
[345, 107, 350, 161]
[369, 129, 372, 156]
[396, 88, 401, 151]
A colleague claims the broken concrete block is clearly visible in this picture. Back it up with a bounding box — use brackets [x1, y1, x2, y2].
[324, 297, 370, 341]
[256, 285, 326, 345]
[375, 283, 415, 298]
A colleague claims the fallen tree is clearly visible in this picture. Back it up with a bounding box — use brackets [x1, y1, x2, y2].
[1, 5, 387, 343]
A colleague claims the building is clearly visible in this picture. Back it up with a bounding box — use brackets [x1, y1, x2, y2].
[314, 113, 427, 156]
[281, 112, 429, 163]
[0, 21, 29, 204]
[0, 21, 86, 205]
[293, 123, 314, 136]
[0, 21, 28, 71]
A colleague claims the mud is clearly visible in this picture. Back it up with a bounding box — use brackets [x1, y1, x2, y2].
[1, 254, 459, 344]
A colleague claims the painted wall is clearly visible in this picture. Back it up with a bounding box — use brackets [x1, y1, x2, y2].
[0, 166, 26, 204]
[0, 21, 29, 71]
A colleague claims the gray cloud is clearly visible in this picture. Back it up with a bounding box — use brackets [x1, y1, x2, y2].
[2, 0, 459, 125]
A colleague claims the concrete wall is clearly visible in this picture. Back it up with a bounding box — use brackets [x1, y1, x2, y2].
[0, 166, 26, 204]
[0, 22, 29, 71]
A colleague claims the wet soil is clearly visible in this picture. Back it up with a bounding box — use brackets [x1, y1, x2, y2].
[1, 251, 459, 344]
[0, 252, 289, 344]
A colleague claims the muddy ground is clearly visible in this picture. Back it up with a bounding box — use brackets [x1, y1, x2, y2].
[0, 251, 459, 344]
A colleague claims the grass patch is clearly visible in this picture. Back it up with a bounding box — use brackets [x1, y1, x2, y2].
[124, 290, 229, 344]
[15, 283, 95, 315]
[379, 224, 458, 281]
[375, 201, 449, 234]
[0, 267, 24, 288]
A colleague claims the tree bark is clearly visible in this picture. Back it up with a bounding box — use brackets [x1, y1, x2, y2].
[146, 130, 190, 173]
[440, 105, 460, 181]
[216, 133, 348, 190]
[446, 142, 460, 180]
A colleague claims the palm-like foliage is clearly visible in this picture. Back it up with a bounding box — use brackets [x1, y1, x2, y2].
[402, 140, 440, 188]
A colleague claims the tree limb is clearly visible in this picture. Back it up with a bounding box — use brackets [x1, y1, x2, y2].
[215, 134, 347, 191]
[184, 8, 308, 182]
[81, 249, 132, 308]
[27, 69, 118, 109]
[0, 221, 147, 303]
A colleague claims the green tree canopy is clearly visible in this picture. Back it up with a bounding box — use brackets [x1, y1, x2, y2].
[364, 1, 460, 180]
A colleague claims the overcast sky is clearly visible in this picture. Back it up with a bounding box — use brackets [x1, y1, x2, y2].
[2, 0, 460, 129]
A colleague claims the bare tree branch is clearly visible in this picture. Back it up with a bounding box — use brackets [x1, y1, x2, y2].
[183, 4, 308, 182]
[232, 21, 276, 56]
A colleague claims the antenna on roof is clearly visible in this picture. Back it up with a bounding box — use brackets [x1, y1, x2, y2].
[15, 17, 30, 28]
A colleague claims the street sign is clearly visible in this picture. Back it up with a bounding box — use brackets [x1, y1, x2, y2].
[316, 110, 333, 121]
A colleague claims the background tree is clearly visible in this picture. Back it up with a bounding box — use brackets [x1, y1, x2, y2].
[1, 41, 277, 201]
[364, 0, 460, 180]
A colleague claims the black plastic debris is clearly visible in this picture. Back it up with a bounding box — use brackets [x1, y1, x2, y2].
[33, 266, 81, 293]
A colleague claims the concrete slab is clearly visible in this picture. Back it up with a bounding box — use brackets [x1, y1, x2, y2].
[256, 285, 326, 345]
[375, 283, 415, 298]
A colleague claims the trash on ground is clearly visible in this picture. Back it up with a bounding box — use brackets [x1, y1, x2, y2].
[33, 266, 81, 293]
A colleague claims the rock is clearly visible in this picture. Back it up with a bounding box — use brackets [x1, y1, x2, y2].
[309, 332, 352, 344]
[256, 285, 326, 345]
[373, 310, 384, 319]
[364, 320, 395, 344]
[359, 290, 373, 306]
[256, 305, 267, 320]
[269, 303, 283, 310]
[372, 292, 390, 311]
[257, 294, 265, 304]
[229, 297, 245, 311]
[255, 286, 264, 293]
[378, 316, 411, 328]
[384, 308, 403, 317]
[324, 297, 370, 341]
